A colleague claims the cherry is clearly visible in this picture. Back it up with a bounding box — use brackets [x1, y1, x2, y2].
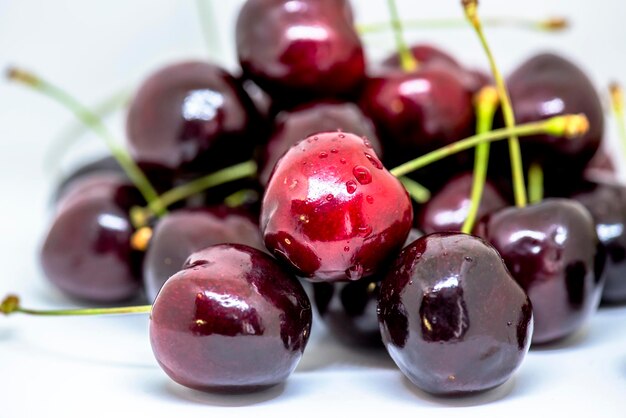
[261, 131, 413, 282]
[382, 43, 489, 94]
[572, 181, 626, 304]
[53, 156, 124, 202]
[143, 207, 265, 301]
[417, 172, 508, 234]
[150, 244, 311, 392]
[378, 233, 532, 395]
[478, 199, 601, 344]
[358, 64, 474, 180]
[507, 53, 604, 170]
[257, 100, 382, 186]
[126, 61, 263, 176]
[236, 0, 366, 108]
[41, 174, 144, 303]
[313, 228, 422, 348]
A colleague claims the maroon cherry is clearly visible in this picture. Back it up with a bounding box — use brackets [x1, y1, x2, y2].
[126, 61, 262, 176]
[41, 174, 144, 303]
[507, 53, 604, 170]
[53, 156, 125, 202]
[258, 100, 382, 186]
[572, 181, 626, 304]
[417, 172, 508, 234]
[378, 233, 532, 395]
[358, 65, 474, 170]
[313, 228, 422, 347]
[236, 0, 366, 107]
[143, 207, 265, 301]
[261, 131, 413, 282]
[149, 244, 312, 392]
[478, 199, 601, 344]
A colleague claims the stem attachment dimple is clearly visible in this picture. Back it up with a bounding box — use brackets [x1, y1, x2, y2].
[462, 1, 527, 208]
[386, 0, 418, 72]
[461, 86, 499, 234]
[7, 67, 166, 217]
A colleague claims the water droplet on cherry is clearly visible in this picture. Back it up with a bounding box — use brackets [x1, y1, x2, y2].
[319, 152, 328, 159]
[364, 153, 383, 170]
[366, 195, 374, 204]
[346, 181, 357, 194]
[325, 194, 334, 201]
[345, 264, 364, 280]
[353, 166, 372, 185]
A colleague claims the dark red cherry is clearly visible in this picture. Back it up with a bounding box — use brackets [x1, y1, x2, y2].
[53, 156, 125, 202]
[258, 100, 382, 186]
[378, 233, 532, 395]
[417, 172, 508, 234]
[149, 244, 312, 393]
[507, 52, 603, 169]
[572, 181, 626, 304]
[126, 61, 262, 176]
[143, 207, 265, 301]
[478, 199, 601, 344]
[261, 131, 413, 282]
[236, 0, 366, 107]
[358, 65, 474, 172]
[41, 174, 144, 303]
[313, 228, 422, 348]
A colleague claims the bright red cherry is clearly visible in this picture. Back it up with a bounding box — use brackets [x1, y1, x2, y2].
[150, 244, 311, 392]
[236, 0, 366, 107]
[261, 132, 413, 282]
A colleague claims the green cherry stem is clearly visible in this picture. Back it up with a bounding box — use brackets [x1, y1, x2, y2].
[131, 160, 258, 226]
[461, 86, 499, 234]
[386, 0, 418, 71]
[357, 16, 568, 34]
[610, 82, 626, 160]
[7, 67, 166, 217]
[43, 88, 131, 174]
[528, 162, 544, 204]
[389, 114, 589, 178]
[1, 295, 151, 317]
[462, 0, 527, 208]
[399, 176, 431, 203]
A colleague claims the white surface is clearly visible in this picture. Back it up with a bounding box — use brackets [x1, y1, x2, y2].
[1, 0, 626, 416]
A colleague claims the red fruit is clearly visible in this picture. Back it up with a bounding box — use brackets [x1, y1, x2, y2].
[261, 132, 413, 282]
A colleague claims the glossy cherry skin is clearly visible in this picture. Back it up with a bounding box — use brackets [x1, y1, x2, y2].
[236, 0, 365, 107]
[261, 131, 413, 282]
[313, 228, 423, 347]
[143, 207, 266, 301]
[258, 101, 382, 186]
[378, 233, 533, 395]
[359, 65, 474, 168]
[382, 43, 488, 94]
[41, 174, 143, 303]
[149, 244, 312, 393]
[126, 61, 262, 176]
[417, 172, 508, 234]
[507, 52, 604, 169]
[572, 181, 626, 304]
[478, 199, 601, 344]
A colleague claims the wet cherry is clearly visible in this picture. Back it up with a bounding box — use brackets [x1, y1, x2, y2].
[149, 244, 311, 392]
[261, 131, 413, 282]
[378, 233, 532, 395]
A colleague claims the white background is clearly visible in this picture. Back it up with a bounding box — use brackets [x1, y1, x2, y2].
[0, 0, 625, 416]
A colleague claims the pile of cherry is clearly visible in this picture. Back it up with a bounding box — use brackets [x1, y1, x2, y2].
[4, 0, 626, 398]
